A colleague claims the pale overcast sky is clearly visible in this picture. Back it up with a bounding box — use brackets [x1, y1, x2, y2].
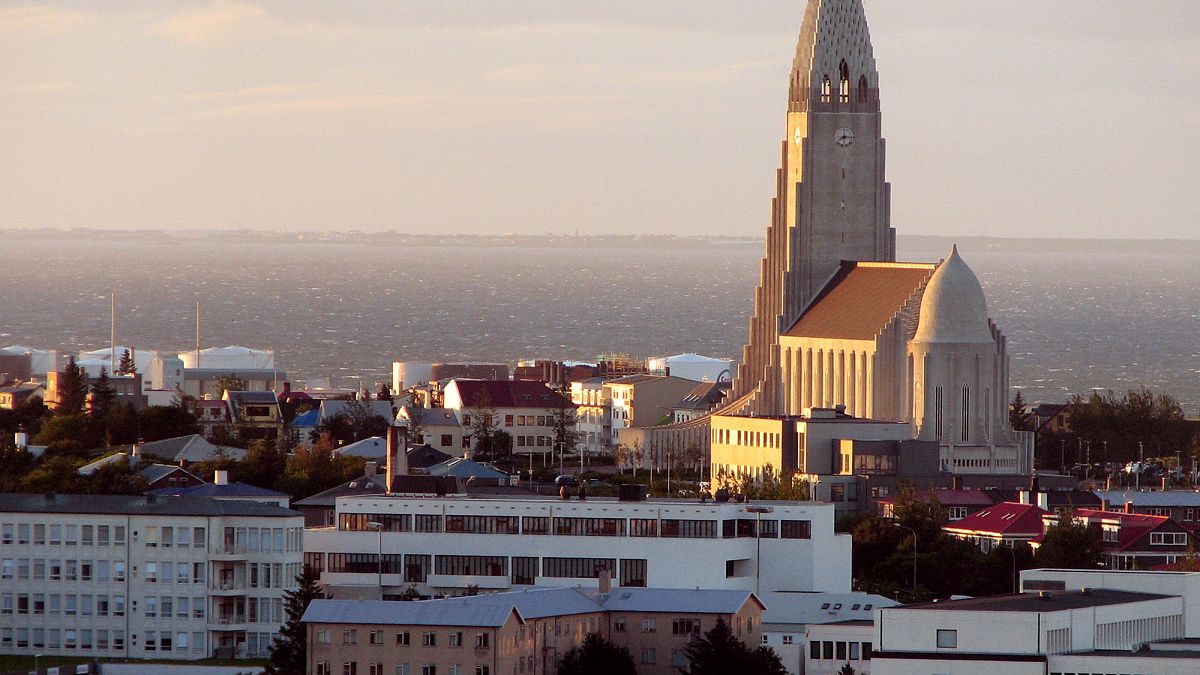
[2, 1, 1197, 238]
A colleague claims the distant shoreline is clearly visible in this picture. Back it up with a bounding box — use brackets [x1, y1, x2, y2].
[5, 228, 1200, 254]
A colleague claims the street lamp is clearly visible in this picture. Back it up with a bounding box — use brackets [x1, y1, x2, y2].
[34, 653, 44, 674]
[890, 521, 918, 600]
[366, 521, 384, 598]
[745, 506, 774, 596]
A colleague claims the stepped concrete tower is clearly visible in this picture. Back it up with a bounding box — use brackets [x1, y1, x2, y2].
[730, 0, 895, 415]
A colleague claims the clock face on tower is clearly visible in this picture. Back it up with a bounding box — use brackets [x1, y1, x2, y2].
[834, 127, 855, 147]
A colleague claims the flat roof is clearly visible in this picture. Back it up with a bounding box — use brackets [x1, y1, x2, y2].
[0, 493, 299, 518]
[897, 589, 1170, 612]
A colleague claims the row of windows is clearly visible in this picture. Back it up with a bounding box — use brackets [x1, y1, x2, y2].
[319, 628, 490, 649]
[809, 640, 872, 661]
[0, 523, 125, 547]
[462, 413, 553, 429]
[0, 558, 134, 583]
[1, 627, 129, 651]
[1, 592, 129, 617]
[220, 527, 303, 554]
[140, 526, 206, 548]
[142, 630, 206, 652]
[317, 664, 489, 675]
[338, 512, 810, 540]
[321, 552, 648, 586]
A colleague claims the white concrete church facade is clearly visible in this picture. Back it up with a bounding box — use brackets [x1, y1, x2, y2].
[728, 0, 1032, 476]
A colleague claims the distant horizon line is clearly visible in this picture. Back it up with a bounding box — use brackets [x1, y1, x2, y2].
[5, 227, 1200, 245]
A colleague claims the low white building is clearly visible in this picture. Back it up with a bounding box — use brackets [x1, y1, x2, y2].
[305, 494, 851, 600]
[872, 589, 1190, 675]
[0, 493, 304, 661]
[758, 590, 896, 675]
[805, 619, 876, 675]
[1021, 568, 1200, 638]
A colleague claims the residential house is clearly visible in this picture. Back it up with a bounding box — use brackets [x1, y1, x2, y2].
[942, 501, 1049, 552]
[570, 378, 611, 458]
[224, 390, 282, 441]
[1046, 509, 1199, 571]
[606, 375, 697, 446]
[442, 379, 574, 456]
[1095, 489, 1200, 525]
[135, 434, 246, 466]
[398, 408, 466, 454]
[148, 470, 290, 508]
[759, 591, 896, 675]
[0, 382, 43, 409]
[670, 381, 731, 424]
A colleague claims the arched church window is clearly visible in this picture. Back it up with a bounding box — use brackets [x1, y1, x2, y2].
[838, 61, 850, 103]
[934, 386, 944, 440]
[857, 75, 869, 103]
[820, 75, 832, 103]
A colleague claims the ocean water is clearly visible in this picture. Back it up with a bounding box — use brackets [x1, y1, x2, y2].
[1, 234, 1198, 411]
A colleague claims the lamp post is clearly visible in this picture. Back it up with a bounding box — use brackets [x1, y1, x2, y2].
[34, 653, 43, 674]
[366, 521, 383, 598]
[745, 506, 773, 596]
[891, 521, 918, 600]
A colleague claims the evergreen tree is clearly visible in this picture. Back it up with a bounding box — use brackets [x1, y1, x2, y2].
[1009, 390, 1034, 431]
[90, 367, 118, 420]
[837, 664, 857, 675]
[117, 348, 136, 375]
[680, 617, 786, 675]
[264, 565, 322, 675]
[56, 356, 90, 415]
[556, 632, 637, 675]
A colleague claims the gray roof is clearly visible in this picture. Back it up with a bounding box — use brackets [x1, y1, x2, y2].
[148, 482, 288, 498]
[227, 390, 279, 404]
[426, 458, 509, 480]
[899, 589, 1171, 613]
[334, 436, 387, 458]
[302, 599, 520, 627]
[138, 464, 198, 484]
[293, 474, 387, 507]
[0, 493, 298, 517]
[760, 591, 898, 626]
[407, 407, 461, 427]
[599, 588, 761, 615]
[1095, 490, 1200, 508]
[437, 587, 602, 619]
[137, 434, 246, 464]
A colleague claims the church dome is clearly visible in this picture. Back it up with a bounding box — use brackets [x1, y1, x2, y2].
[913, 246, 994, 344]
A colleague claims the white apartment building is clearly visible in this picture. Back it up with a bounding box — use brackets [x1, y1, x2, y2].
[570, 377, 611, 457]
[0, 493, 304, 661]
[305, 494, 850, 600]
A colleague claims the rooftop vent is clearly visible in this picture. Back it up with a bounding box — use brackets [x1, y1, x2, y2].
[1038, 591, 1052, 601]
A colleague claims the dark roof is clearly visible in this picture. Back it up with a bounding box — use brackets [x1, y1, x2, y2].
[785, 262, 935, 340]
[407, 444, 453, 469]
[673, 381, 731, 411]
[148, 482, 288, 498]
[226, 390, 280, 404]
[450, 380, 571, 408]
[0, 493, 298, 517]
[899, 589, 1170, 612]
[293, 474, 386, 507]
[138, 464, 199, 484]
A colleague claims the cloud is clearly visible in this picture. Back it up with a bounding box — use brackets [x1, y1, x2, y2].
[185, 83, 319, 100]
[154, 0, 265, 44]
[0, 5, 92, 38]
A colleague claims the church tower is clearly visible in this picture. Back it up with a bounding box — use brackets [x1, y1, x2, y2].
[731, 0, 895, 414]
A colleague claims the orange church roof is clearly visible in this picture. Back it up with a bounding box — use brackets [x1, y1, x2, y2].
[784, 262, 936, 340]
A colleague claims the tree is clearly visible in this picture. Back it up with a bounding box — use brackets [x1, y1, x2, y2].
[680, 617, 786, 675]
[117, 348, 137, 375]
[468, 390, 511, 462]
[837, 664, 857, 675]
[235, 439, 288, 489]
[214, 373, 247, 399]
[264, 565, 322, 675]
[137, 405, 201, 442]
[56, 356, 90, 415]
[1009, 390, 1034, 431]
[556, 633, 637, 675]
[550, 386, 582, 463]
[1036, 510, 1102, 569]
[90, 367, 117, 420]
[404, 399, 426, 445]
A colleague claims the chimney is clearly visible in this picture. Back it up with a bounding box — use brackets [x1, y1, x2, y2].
[1037, 491, 1049, 511]
[951, 475, 963, 491]
[1125, 502, 1135, 514]
[385, 424, 408, 494]
[364, 461, 377, 477]
[1162, 477, 1170, 492]
[1018, 490, 1030, 505]
[214, 470, 229, 485]
[131, 439, 142, 460]
[14, 424, 27, 451]
[598, 568, 611, 594]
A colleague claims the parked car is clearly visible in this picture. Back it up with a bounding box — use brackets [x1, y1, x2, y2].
[554, 474, 580, 487]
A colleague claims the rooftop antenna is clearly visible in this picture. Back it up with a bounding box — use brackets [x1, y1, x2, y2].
[195, 301, 201, 368]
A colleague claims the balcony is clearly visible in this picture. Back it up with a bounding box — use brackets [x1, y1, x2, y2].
[210, 615, 249, 630]
[210, 582, 250, 596]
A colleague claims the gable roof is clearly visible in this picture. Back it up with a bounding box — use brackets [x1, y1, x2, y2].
[426, 457, 510, 480]
[784, 261, 935, 340]
[148, 481, 287, 498]
[943, 501, 1048, 537]
[303, 599, 521, 628]
[407, 444, 454, 469]
[334, 436, 388, 458]
[404, 407, 462, 427]
[318, 399, 396, 424]
[673, 381, 732, 411]
[438, 587, 602, 619]
[293, 474, 386, 507]
[137, 464, 200, 485]
[449, 380, 571, 408]
[137, 434, 246, 464]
